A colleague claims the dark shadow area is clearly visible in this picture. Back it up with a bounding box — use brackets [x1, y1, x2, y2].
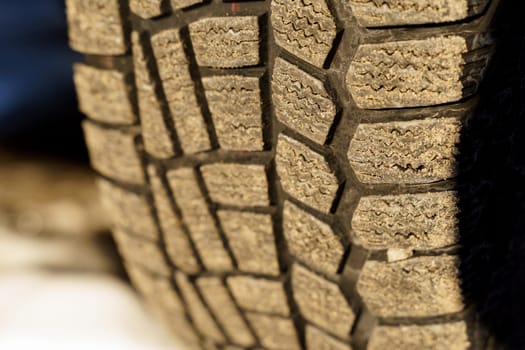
[0, 0, 129, 281]
[458, 1, 525, 348]
[0, 0, 86, 161]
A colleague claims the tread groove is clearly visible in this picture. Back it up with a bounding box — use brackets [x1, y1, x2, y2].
[137, 139, 204, 344]
[156, 164, 207, 271]
[179, 26, 221, 150]
[194, 168, 240, 270]
[134, 30, 184, 155]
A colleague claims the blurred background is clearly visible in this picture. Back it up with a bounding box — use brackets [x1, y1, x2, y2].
[0, 1, 180, 348]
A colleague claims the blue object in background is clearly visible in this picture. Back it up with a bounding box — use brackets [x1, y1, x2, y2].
[0, 0, 82, 141]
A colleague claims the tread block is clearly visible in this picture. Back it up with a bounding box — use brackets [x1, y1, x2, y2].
[83, 121, 144, 184]
[352, 191, 459, 251]
[292, 264, 355, 339]
[306, 326, 352, 350]
[201, 164, 270, 207]
[283, 201, 344, 275]
[197, 278, 256, 347]
[223, 346, 244, 350]
[175, 272, 226, 343]
[148, 166, 200, 273]
[132, 32, 175, 159]
[271, 0, 337, 67]
[246, 313, 301, 350]
[171, 0, 204, 10]
[218, 211, 280, 276]
[189, 16, 260, 68]
[74, 64, 135, 125]
[348, 118, 461, 184]
[201, 340, 220, 350]
[66, 0, 126, 55]
[203, 76, 264, 151]
[368, 321, 470, 350]
[349, 0, 490, 27]
[276, 135, 339, 213]
[272, 58, 337, 144]
[113, 230, 171, 276]
[357, 256, 464, 318]
[227, 276, 290, 316]
[126, 264, 184, 314]
[158, 313, 201, 347]
[151, 29, 211, 154]
[347, 36, 480, 109]
[130, 0, 164, 19]
[167, 168, 233, 272]
[98, 179, 158, 240]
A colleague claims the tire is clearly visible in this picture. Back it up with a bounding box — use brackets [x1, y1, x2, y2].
[67, 0, 501, 349]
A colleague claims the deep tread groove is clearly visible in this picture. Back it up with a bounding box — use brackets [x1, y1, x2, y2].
[137, 137, 203, 342]
[185, 273, 231, 343]
[135, 30, 183, 156]
[194, 168, 240, 270]
[268, 158, 307, 348]
[265, 1, 307, 341]
[179, 26, 220, 150]
[156, 163, 206, 270]
[221, 277, 263, 347]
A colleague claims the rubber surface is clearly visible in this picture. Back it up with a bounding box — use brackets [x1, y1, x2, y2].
[67, 0, 500, 349]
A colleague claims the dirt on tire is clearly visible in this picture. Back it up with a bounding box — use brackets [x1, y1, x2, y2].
[67, 0, 501, 349]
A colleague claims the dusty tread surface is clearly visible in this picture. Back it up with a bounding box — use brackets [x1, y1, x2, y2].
[346, 36, 489, 109]
[98, 179, 158, 240]
[367, 321, 470, 350]
[171, 0, 204, 11]
[270, 0, 337, 67]
[196, 278, 256, 347]
[218, 211, 280, 276]
[66, 0, 126, 55]
[68, 0, 497, 349]
[130, 0, 164, 19]
[227, 276, 290, 316]
[283, 200, 344, 275]
[127, 264, 185, 314]
[82, 122, 144, 185]
[148, 165, 201, 273]
[113, 229, 171, 275]
[276, 134, 339, 213]
[246, 313, 301, 350]
[292, 264, 355, 339]
[306, 326, 353, 350]
[349, 0, 490, 27]
[201, 164, 270, 207]
[151, 29, 212, 154]
[167, 167, 233, 272]
[73, 63, 135, 125]
[189, 16, 260, 68]
[352, 191, 459, 251]
[357, 256, 464, 318]
[203, 76, 264, 151]
[348, 118, 462, 184]
[132, 32, 175, 158]
[272, 58, 337, 144]
[176, 272, 226, 343]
